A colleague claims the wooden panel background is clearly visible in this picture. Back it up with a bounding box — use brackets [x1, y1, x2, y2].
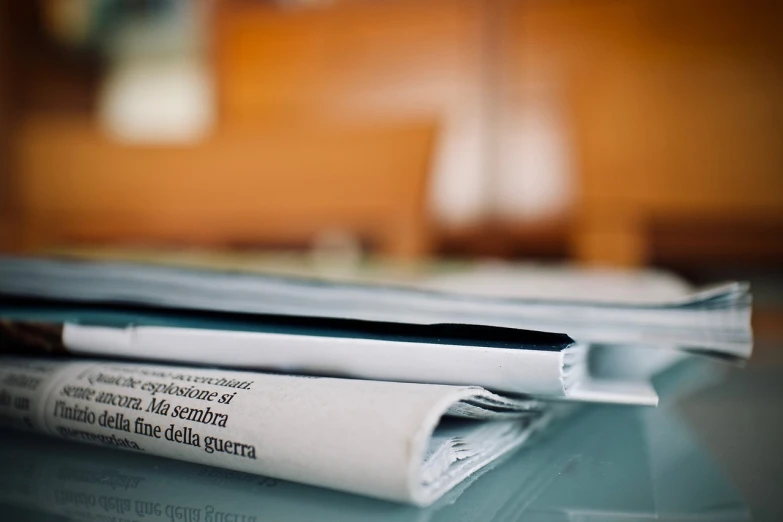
[507, 0, 783, 265]
[4, 0, 783, 265]
[0, 0, 14, 248]
[15, 116, 435, 256]
[215, 0, 483, 124]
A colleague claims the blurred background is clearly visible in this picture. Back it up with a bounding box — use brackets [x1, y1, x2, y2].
[0, 0, 781, 294]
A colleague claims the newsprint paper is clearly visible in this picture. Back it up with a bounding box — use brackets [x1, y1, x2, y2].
[0, 356, 555, 506]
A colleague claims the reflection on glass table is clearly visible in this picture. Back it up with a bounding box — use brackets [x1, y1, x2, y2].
[0, 357, 755, 522]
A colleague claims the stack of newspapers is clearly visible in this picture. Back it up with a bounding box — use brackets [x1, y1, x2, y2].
[0, 256, 752, 505]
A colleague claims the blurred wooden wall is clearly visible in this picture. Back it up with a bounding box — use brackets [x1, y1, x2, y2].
[8, 0, 444, 257]
[0, 0, 14, 248]
[3, 0, 783, 266]
[508, 0, 783, 265]
[216, 0, 484, 125]
[16, 117, 436, 256]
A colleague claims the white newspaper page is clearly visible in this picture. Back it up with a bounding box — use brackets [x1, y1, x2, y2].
[0, 356, 548, 505]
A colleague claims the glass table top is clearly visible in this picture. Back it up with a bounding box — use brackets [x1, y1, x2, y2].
[1, 351, 781, 522]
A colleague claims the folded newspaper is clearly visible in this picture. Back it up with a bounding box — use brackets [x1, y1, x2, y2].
[0, 301, 658, 405]
[0, 255, 751, 407]
[0, 256, 752, 506]
[0, 354, 745, 521]
[0, 256, 752, 357]
[0, 355, 562, 505]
